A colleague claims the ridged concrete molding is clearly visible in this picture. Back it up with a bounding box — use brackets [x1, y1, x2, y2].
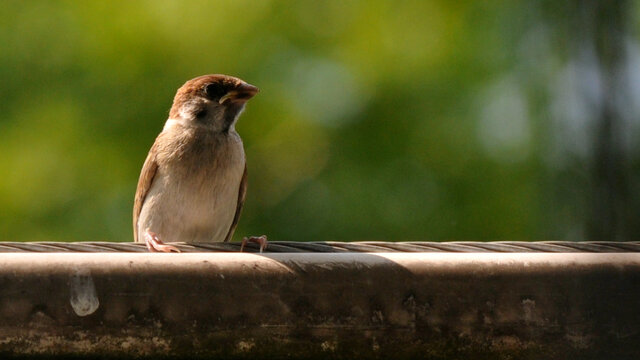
[0, 252, 638, 359]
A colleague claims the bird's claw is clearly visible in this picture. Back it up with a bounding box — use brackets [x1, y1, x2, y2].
[144, 230, 181, 253]
[240, 235, 268, 253]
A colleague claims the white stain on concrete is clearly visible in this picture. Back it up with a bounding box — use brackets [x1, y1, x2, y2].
[320, 340, 337, 352]
[237, 339, 255, 352]
[69, 268, 99, 316]
[522, 298, 536, 323]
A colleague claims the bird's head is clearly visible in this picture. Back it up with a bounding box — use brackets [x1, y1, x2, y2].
[168, 74, 259, 133]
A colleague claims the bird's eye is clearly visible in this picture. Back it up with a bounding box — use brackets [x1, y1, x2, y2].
[204, 83, 226, 100]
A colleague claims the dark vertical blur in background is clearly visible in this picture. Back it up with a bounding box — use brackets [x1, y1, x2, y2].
[0, 1, 638, 242]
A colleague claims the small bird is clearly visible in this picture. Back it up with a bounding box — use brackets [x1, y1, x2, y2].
[133, 74, 267, 252]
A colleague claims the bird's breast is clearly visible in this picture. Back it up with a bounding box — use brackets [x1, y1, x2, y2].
[138, 131, 245, 243]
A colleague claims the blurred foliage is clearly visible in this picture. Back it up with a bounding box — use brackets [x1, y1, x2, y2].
[0, 1, 638, 242]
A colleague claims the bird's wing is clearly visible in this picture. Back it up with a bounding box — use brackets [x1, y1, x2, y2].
[132, 142, 160, 242]
[224, 163, 247, 242]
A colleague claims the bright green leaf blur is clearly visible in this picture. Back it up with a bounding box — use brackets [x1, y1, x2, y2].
[1, 1, 638, 242]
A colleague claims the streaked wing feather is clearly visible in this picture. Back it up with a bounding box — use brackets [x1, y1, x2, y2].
[224, 164, 247, 242]
[133, 143, 159, 242]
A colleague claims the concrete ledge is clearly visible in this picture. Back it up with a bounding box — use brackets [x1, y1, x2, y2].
[0, 253, 639, 359]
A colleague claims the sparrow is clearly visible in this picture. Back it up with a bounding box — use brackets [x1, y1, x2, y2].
[133, 74, 267, 252]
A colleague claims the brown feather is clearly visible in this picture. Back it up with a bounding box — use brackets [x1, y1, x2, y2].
[224, 164, 247, 242]
[133, 141, 160, 242]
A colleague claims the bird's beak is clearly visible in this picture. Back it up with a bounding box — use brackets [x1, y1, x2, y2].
[219, 83, 260, 104]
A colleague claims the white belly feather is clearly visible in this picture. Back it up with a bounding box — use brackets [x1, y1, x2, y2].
[137, 131, 245, 243]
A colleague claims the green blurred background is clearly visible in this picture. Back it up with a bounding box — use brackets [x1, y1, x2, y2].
[0, 1, 638, 242]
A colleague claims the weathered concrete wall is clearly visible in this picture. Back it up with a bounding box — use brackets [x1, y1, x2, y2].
[0, 253, 638, 359]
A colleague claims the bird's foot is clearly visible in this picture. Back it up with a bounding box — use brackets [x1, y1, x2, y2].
[144, 230, 181, 253]
[240, 235, 268, 253]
